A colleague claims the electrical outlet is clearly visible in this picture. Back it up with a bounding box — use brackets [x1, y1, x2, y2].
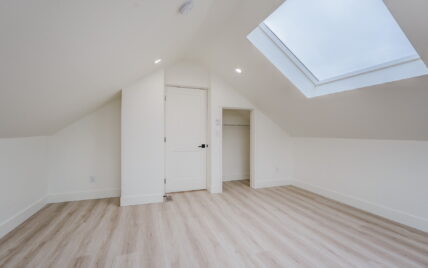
[90, 176, 96, 183]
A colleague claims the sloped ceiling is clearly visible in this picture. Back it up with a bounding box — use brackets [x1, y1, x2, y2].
[191, 0, 428, 140]
[1, 0, 428, 140]
[0, 0, 238, 137]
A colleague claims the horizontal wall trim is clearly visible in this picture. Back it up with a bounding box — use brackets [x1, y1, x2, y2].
[47, 188, 120, 203]
[120, 193, 164, 206]
[291, 180, 428, 233]
[0, 197, 47, 239]
[253, 179, 292, 189]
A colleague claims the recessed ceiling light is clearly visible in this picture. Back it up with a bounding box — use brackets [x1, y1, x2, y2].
[235, 68, 242, 74]
[154, 59, 162, 64]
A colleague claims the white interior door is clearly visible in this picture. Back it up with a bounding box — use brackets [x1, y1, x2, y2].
[165, 87, 207, 193]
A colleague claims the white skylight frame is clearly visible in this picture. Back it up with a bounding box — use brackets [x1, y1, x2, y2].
[248, 2, 428, 98]
[260, 23, 421, 86]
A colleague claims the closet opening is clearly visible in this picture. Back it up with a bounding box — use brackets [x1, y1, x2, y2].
[222, 109, 252, 189]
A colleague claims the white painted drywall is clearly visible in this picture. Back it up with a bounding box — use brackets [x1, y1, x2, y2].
[47, 98, 121, 202]
[0, 136, 49, 238]
[165, 60, 210, 89]
[0, 0, 225, 138]
[196, 0, 428, 141]
[166, 61, 294, 192]
[222, 110, 250, 181]
[121, 62, 209, 207]
[121, 61, 293, 201]
[2, 56, 427, 239]
[210, 74, 293, 193]
[252, 111, 294, 188]
[293, 137, 428, 232]
[121, 70, 165, 206]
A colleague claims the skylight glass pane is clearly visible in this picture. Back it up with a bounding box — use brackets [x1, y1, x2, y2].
[264, 0, 419, 82]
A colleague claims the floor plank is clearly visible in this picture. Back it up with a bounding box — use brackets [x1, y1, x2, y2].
[0, 181, 427, 267]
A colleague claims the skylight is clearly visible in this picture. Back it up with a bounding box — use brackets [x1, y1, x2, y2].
[248, 0, 428, 97]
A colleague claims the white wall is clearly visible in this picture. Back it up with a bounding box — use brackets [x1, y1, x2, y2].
[121, 70, 165, 206]
[293, 137, 428, 232]
[165, 60, 210, 89]
[121, 62, 209, 207]
[48, 98, 121, 202]
[210, 74, 293, 192]
[222, 110, 250, 181]
[120, 60, 294, 202]
[252, 111, 293, 188]
[2, 59, 426, 238]
[166, 61, 294, 193]
[0, 137, 49, 238]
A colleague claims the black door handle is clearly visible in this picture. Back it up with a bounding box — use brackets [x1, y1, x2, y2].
[198, 144, 208, 148]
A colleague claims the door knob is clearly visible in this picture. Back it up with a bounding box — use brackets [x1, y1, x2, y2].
[198, 144, 208, 148]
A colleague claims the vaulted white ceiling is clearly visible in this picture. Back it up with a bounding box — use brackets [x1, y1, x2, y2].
[192, 0, 428, 140]
[0, 0, 237, 137]
[1, 0, 428, 140]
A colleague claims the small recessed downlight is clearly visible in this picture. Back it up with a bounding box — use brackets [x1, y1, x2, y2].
[235, 68, 243, 74]
[154, 59, 162, 64]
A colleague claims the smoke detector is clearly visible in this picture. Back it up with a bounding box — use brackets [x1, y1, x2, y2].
[179, 0, 194, 15]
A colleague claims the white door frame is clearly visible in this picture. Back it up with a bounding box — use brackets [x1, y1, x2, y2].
[219, 107, 255, 189]
[163, 85, 209, 194]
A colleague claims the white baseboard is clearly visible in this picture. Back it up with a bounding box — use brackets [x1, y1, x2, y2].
[0, 197, 47, 239]
[253, 179, 292, 189]
[47, 188, 120, 203]
[291, 180, 428, 233]
[120, 193, 164, 206]
[223, 174, 250, 182]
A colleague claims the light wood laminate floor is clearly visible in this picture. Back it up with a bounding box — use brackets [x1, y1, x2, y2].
[1, 180, 427, 267]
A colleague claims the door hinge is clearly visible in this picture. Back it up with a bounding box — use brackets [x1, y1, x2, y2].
[164, 96, 167, 101]
[164, 137, 166, 142]
[164, 178, 166, 184]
